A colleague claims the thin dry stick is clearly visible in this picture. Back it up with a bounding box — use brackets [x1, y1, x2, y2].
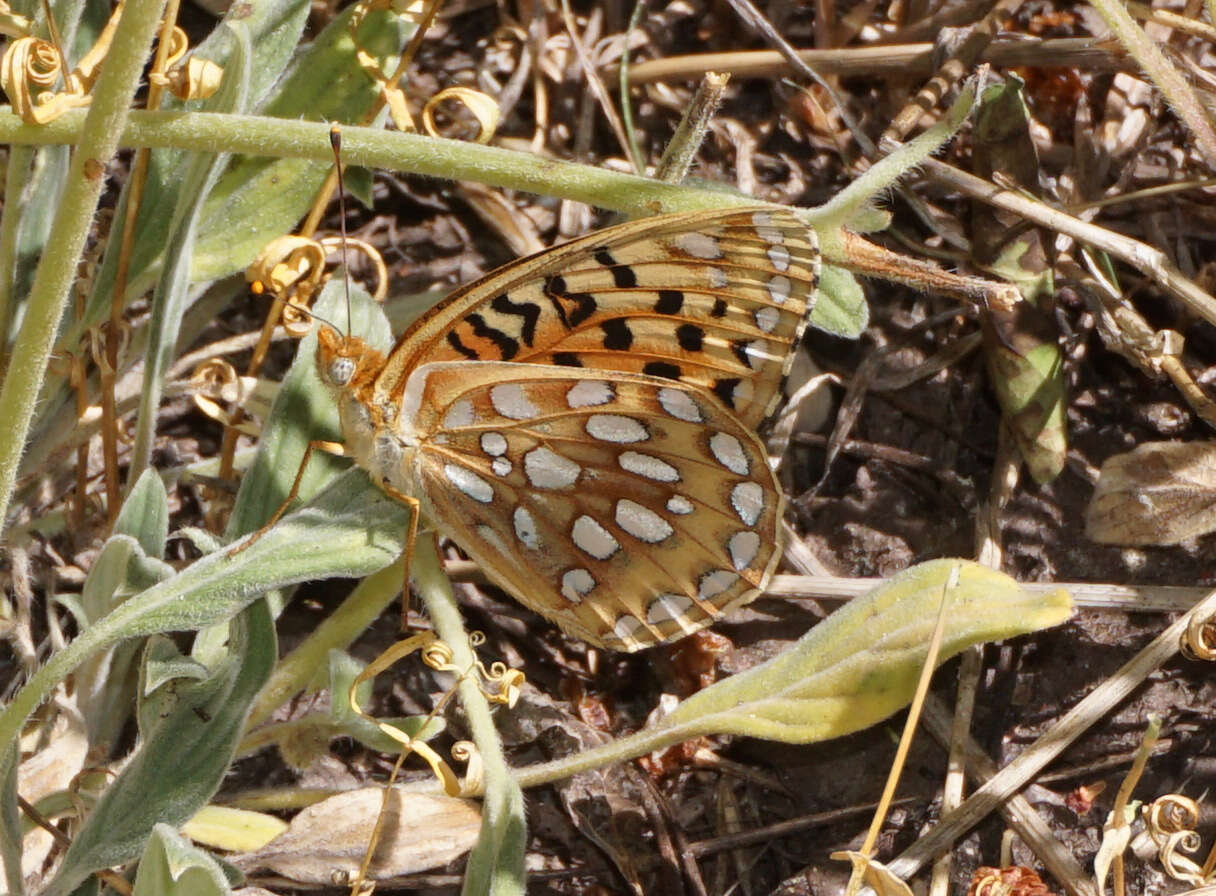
[1126, 1, 1216, 41]
[1074, 253, 1216, 431]
[877, 588, 1216, 888]
[1088, 0, 1216, 170]
[723, 0, 875, 157]
[558, 0, 639, 172]
[834, 231, 1020, 310]
[653, 72, 730, 184]
[618, 38, 1128, 84]
[769, 575, 1213, 613]
[929, 648, 980, 896]
[911, 158, 1216, 326]
[921, 696, 1099, 896]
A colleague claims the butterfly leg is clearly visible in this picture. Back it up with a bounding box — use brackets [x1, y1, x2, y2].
[378, 483, 421, 633]
[226, 439, 347, 557]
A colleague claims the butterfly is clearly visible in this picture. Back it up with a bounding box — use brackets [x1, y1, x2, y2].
[315, 206, 819, 651]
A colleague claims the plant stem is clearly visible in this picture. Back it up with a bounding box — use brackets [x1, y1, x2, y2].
[0, 0, 167, 532]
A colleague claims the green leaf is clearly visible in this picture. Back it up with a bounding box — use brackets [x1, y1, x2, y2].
[982, 306, 1067, 483]
[9, 146, 69, 320]
[75, 533, 174, 752]
[129, 20, 254, 482]
[0, 741, 21, 895]
[0, 469, 408, 831]
[141, 633, 203, 683]
[971, 76, 1067, 484]
[41, 605, 275, 896]
[325, 649, 445, 755]
[114, 468, 169, 560]
[191, 7, 413, 285]
[68, 0, 313, 345]
[811, 263, 869, 338]
[131, 824, 233, 896]
[656, 560, 1071, 742]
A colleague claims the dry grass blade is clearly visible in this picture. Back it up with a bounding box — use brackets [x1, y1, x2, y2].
[880, 588, 1216, 888]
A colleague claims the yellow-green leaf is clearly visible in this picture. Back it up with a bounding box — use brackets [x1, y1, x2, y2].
[655, 560, 1071, 743]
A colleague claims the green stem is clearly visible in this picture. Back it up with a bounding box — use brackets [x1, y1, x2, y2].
[412, 537, 526, 893]
[1087, 0, 1216, 170]
[0, 0, 167, 531]
[511, 718, 699, 789]
[412, 538, 510, 792]
[244, 560, 403, 731]
[0, 108, 787, 220]
[0, 145, 32, 365]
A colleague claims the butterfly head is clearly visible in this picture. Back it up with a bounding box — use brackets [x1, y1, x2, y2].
[316, 325, 384, 395]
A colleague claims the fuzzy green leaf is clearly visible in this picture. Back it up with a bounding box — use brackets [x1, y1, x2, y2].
[114, 465, 170, 561]
[227, 279, 391, 539]
[191, 7, 413, 284]
[41, 605, 274, 896]
[131, 824, 233, 896]
[657, 560, 1071, 743]
[812, 263, 869, 338]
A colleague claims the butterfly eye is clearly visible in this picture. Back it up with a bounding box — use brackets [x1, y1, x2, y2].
[327, 357, 356, 386]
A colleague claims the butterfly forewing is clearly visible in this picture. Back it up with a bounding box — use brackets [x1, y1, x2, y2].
[398, 362, 785, 651]
[371, 207, 820, 430]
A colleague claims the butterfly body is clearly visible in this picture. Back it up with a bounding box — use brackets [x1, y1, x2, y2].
[315, 206, 820, 651]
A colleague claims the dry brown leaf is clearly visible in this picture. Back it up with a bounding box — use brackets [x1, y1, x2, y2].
[231, 788, 480, 884]
[1086, 441, 1216, 545]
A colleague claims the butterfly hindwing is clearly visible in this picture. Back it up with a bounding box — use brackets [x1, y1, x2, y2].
[399, 361, 785, 650]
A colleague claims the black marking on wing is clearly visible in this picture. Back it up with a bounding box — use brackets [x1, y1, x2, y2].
[713, 377, 741, 407]
[464, 312, 519, 360]
[642, 361, 681, 380]
[490, 293, 540, 347]
[731, 338, 752, 368]
[543, 274, 598, 329]
[676, 324, 704, 352]
[446, 331, 479, 360]
[602, 318, 633, 351]
[594, 248, 639, 289]
[655, 290, 684, 314]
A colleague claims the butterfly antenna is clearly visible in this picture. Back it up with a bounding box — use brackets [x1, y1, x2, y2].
[289, 297, 342, 334]
[330, 124, 353, 340]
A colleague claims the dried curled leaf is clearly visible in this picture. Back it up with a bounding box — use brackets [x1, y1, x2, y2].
[831, 851, 913, 896]
[1144, 795, 1210, 886]
[422, 86, 501, 143]
[1086, 441, 1216, 545]
[162, 56, 224, 100]
[1, 36, 91, 124]
[246, 235, 327, 301]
